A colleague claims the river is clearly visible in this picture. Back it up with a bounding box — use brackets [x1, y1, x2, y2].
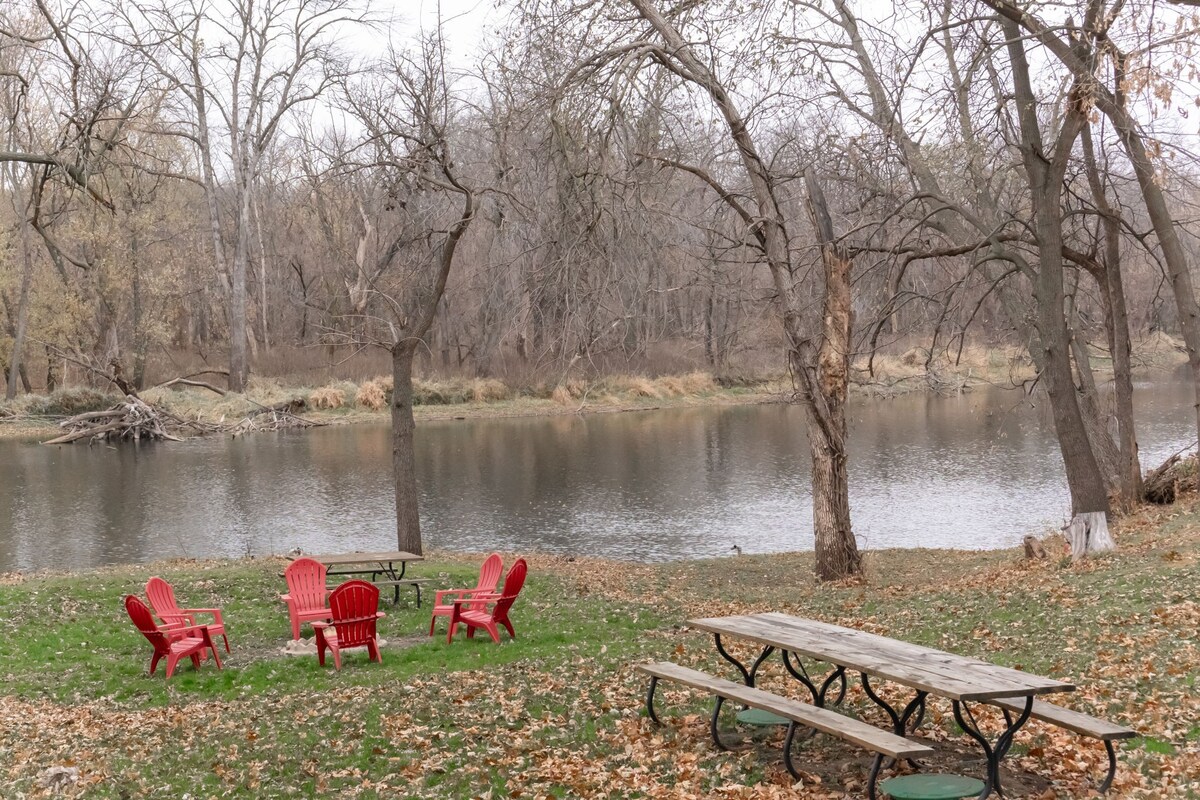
[0, 378, 1193, 571]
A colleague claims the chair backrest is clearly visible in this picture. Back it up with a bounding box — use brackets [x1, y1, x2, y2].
[125, 595, 169, 655]
[492, 559, 527, 620]
[475, 553, 503, 593]
[285, 557, 328, 610]
[328, 580, 380, 648]
[145, 576, 180, 618]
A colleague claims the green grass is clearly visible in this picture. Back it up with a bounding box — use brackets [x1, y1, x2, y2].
[2, 498, 1199, 797]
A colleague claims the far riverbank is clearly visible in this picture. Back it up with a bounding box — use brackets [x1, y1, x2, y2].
[1, 337, 1187, 442]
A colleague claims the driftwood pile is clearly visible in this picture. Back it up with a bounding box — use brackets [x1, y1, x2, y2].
[46, 396, 183, 444]
[44, 394, 320, 445]
[1143, 453, 1198, 504]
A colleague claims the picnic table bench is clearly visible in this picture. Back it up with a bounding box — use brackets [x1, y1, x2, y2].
[291, 551, 427, 607]
[639, 612, 1132, 798]
[638, 661, 933, 799]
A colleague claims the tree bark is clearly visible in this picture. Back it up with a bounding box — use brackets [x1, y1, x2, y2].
[1064, 511, 1116, 561]
[1081, 125, 1141, 503]
[802, 170, 862, 581]
[6, 208, 35, 400]
[391, 339, 423, 555]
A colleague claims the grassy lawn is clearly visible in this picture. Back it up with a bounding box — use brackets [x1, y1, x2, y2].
[2, 497, 1198, 798]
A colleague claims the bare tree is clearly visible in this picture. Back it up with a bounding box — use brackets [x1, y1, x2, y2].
[338, 35, 477, 554]
[115, 0, 361, 391]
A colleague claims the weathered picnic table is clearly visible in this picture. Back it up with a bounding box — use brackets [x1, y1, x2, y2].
[685, 612, 1077, 798]
[293, 551, 428, 606]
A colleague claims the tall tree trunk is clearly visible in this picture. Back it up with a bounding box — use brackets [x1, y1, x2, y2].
[803, 171, 863, 581]
[6, 213, 34, 401]
[1081, 125, 1141, 502]
[1004, 18, 1110, 516]
[229, 183, 252, 392]
[392, 339, 423, 555]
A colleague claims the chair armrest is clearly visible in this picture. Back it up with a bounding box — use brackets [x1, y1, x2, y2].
[280, 593, 293, 601]
[180, 607, 225, 624]
[449, 595, 499, 607]
[311, 621, 329, 630]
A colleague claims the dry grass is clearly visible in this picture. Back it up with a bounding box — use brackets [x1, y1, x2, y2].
[308, 385, 347, 410]
[355, 380, 387, 411]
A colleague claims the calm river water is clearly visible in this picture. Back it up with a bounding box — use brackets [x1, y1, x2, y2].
[0, 379, 1194, 571]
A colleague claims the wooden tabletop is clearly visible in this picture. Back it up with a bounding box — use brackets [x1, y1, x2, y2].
[291, 551, 424, 565]
[687, 612, 1075, 702]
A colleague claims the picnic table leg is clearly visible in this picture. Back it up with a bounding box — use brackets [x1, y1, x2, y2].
[644, 676, 662, 724]
[713, 634, 764, 686]
[952, 696, 1033, 799]
[1099, 739, 1118, 794]
[862, 674, 929, 736]
[707, 696, 749, 752]
[782, 651, 846, 707]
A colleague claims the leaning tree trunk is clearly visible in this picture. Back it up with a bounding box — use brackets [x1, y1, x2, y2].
[392, 338, 423, 555]
[1004, 19, 1111, 519]
[801, 171, 863, 582]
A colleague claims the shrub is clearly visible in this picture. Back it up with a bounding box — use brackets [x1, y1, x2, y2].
[308, 385, 346, 410]
[355, 380, 387, 411]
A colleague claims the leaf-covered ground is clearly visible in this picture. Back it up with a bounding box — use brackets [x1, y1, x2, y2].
[1, 496, 1198, 798]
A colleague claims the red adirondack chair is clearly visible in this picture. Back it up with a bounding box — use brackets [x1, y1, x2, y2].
[428, 552, 503, 636]
[311, 580, 384, 670]
[145, 576, 230, 652]
[125, 595, 223, 678]
[282, 557, 332, 640]
[446, 558, 527, 644]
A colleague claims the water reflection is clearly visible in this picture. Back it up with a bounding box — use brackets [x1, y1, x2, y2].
[0, 380, 1194, 570]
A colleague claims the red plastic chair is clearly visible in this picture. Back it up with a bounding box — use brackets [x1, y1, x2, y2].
[146, 576, 230, 653]
[428, 553, 503, 636]
[447, 558, 527, 644]
[125, 595, 222, 679]
[312, 580, 384, 670]
[282, 557, 332, 640]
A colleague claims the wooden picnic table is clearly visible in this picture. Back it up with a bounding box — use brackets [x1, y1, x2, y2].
[687, 612, 1076, 798]
[291, 551, 426, 605]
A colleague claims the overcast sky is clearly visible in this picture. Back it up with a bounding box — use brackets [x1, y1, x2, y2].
[374, 0, 504, 65]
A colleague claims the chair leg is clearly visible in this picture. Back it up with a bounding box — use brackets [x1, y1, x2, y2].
[331, 644, 342, 671]
[429, 614, 437, 636]
[368, 639, 382, 664]
[222, 634, 230, 653]
[501, 618, 515, 639]
[485, 622, 500, 644]
[315, 629, 327, 666]
[150, 652, 162, 675]
[467, 626, 476, 639]
[291, 615, 300, 641]
[166, 654, 180, 679]
[447, 623, 457, 644]
[190, 653, 201, 670]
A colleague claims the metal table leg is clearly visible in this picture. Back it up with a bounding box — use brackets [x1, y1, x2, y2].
[782, 650, 846, 707]
[713, 634, 773, 687]
[953, 695, 1033, 799]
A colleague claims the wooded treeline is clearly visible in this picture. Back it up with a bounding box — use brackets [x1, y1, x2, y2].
[3, 0, 1199, 576]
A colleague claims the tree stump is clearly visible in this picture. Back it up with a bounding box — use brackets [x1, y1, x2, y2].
[1023, 535, 1047, 560]
[1063, 512, 1116, 562]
